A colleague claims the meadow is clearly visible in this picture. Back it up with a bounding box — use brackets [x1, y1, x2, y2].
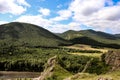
[0, 42, 111, 80]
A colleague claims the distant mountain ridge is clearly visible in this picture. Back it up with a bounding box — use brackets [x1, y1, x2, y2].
[59, 29, 119, 40]
[58, 29, 120, 48]
[115, 34, 120, 38]
[0, 22, 70, 47]
[0, 22, 119, 48]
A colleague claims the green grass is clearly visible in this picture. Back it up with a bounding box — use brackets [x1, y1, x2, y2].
[0, 43, 112, 80]
[69, 70, 120, 80]
[0, 46, 109, 74]
[47, 64, 72, 80]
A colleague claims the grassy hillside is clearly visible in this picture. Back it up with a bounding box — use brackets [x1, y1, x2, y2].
[0, 44, 109, 74]
[115, 34, 120, 38]
[46, 64, 72, 80]
[0, 22, 70, 47]
[58, 29, 120, 48]
[59, 29, 120, 40]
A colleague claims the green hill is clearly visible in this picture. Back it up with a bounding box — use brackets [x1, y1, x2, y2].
[0, 22, 70, 47]
[115, 34, 120, 38]
[58, 29, 120, 48]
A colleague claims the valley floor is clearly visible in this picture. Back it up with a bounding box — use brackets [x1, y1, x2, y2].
[0, 44, 120, 80]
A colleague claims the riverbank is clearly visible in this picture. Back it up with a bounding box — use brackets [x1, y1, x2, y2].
[0, 71, 40, 79]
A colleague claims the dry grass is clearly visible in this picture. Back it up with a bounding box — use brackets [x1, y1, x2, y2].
[66, 44, 108, 58]
[69, 53, 102, 58]
[65, 44, 108, 53]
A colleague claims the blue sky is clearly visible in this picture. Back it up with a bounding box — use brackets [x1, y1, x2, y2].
[0, 0, 120, 34]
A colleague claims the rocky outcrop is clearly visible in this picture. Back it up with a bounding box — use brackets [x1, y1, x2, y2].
[97, 77, 113, 80]
[33, 55, 57, 80]
[64, 58, 94, 80]
[104, 50, 120, 70]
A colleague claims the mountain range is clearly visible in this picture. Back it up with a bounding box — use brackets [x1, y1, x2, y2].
[0, 22, 120, 48]
[57, 30, 120, 48]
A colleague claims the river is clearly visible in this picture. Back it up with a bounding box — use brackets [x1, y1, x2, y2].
[0, 71, 40, 79]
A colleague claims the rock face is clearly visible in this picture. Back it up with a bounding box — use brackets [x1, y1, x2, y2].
[105, 50, 120, 70]
[33, 56, 57, 80]
[97, 77, 113, 80]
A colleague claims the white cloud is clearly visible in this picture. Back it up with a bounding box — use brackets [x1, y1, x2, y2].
[105, 0, 114, 6]
[15, 15, 52, 29]
[69, 0, 105, 16]
[57, 4, 62, 8]
[38, 8, 50, 16]
[49, 22, 81, 33]
[15, 0, 120, 33]
[0, 21, 8, 25]
[51, 10, 72, 21]
[96, 6, 120, 20]
[16, 0, 30, 7]
[0, 0, 30, 15]
[6, 0, 120, 34]
[58, 10, 72, 19]
[15, 14, 81, 33]
[68, 22, 81, 29]
[67, 0, 120, 33]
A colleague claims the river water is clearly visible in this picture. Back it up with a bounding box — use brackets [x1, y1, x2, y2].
[0, 71, 40, 79]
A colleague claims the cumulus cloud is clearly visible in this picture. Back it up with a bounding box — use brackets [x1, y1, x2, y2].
[51, 9, 72, 21]
[96, 6, 120, 20]
[49, 22, 81, 33]
[10, 0, 120, 33]
[38, 8, 50, 16]
[69, 0, 105, 16]
[15, 15, 52, 29]
[105, 0, 114, 6]
[57, 4, 63, 8]
[0, 0, 120, 33]
[67, 0, 120, 33]
[14, 13, 82, 33]
[16, 0, 30, 7]
[0, 0, 30, 15]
